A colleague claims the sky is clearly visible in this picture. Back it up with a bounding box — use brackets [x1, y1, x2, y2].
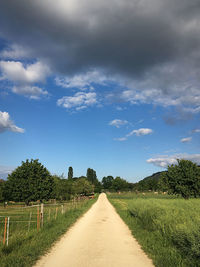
[0, 0, 200, 182]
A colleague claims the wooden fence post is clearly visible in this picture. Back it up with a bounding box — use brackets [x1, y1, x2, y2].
[37, 207, 40, 232]
[48, 208, 51, 221]
[40, 204, 44, 228]
[61, 205, 64, 214]
[28, 212, 32, 232]
[3, 217, 7, 245]
[55, 207, 58, 219]
[6, 217, 10, 246]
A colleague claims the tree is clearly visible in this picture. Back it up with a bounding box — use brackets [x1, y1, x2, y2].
[53, 175, 72, 200]
[86, 168, 101, 192]
[68, 166, 73, 180]
[5, 159, 55, 204]
[86, 168, 98, 184]
[162, 159, 200, 199]
[0, 179, 5, 202]
[72, 178, 94, 195]
[112, 176, 129, 192]
[102, 176, 114, 190]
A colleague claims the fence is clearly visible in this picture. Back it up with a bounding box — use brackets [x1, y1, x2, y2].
[0, 198, 88, 246]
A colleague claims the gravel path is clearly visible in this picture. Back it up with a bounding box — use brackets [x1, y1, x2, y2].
[34, 193, 154, 267]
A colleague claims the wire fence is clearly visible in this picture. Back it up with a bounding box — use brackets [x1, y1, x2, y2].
[0, 198, 89, 246]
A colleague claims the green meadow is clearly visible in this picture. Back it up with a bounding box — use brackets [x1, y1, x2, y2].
[108, 192, 200, 267]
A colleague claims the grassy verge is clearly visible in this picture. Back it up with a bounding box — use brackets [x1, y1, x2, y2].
[108, 193, 200, 267]
[0, 197, 97, 267]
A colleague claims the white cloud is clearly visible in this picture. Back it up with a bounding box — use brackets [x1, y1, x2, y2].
[0, 60, 50, 98]
[12, 86, 48, 100]
[147, 153, 200, 168]
[180, 137, 192, 143]
[114, 137, 127, 141]
[192, 129, 200, 133]
[113, 127, 153, 142]
[109, 119, 128, 128]
[0, 61, 50, 84]
[55, 69, 108, 90]
[57, 91, 97, 111]
[0, 111, 24, 133]
[127, 128, 153, 137]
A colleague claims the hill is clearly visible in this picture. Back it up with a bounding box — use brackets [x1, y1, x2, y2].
[136, 171, 166, 191]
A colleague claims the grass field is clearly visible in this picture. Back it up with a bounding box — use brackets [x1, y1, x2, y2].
[0, 197, 97, 267]
[108, 192, 200, 267]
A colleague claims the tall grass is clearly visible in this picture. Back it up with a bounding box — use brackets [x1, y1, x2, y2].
[108, 193, 200, 267]
[0, 197, 97, 267]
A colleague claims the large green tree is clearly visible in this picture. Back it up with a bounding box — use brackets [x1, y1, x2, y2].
[5, 159, 55, 204]
[102, 176, 114, 190]
[162, 159, 200, 199]
[112, 176, 129, 192]
[86, 168, 97, 184]
[68, 166, 73, 180]
[86, 168, 101, 192]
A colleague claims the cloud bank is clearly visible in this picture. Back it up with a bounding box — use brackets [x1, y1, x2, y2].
[0, 0, 200, 111]
[147, 153, 200, 168]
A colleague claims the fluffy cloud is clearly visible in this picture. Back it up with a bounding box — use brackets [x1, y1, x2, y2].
[0, 61, 49, 84]
[147, 154, 200, 168]
[12, 86, 48, 100]
[55, 69, 108, 90]
[114, 127, 153, 141]
[0, 60, 50, 98]
[1, 0, 200, 112]
[180, 137, 192, 143]
[127, 128, 153, 136]
[109, 119, 128, 128]
[0, 111, 24, 133]
[57, 91, 97, 111]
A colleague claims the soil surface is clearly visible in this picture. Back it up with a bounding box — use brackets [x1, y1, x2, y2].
[34, 193, 154, 267]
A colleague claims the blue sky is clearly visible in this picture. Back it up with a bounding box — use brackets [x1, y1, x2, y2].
[0, 0, 200, 182]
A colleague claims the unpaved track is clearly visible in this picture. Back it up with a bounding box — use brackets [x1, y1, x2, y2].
[34, 193, 154, 267]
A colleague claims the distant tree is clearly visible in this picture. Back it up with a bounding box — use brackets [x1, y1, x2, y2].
[0, 179, 5, 202]
[72, 178, 94, 195]
[112, 176, 129, 192]
[86, 168, 101, 192]
[102, 176, 114, 190]
[162, 159, 200, 199]
[4, 159, 55, 205]
[86, 168, 97, 184]
[68, 166, 73, 180]
[53, 175, 73, 200]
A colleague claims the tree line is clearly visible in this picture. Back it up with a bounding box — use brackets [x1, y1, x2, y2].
[0, 158, 200, 203]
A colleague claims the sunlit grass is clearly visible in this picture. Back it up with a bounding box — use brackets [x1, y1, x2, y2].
[108, 193, 200, 267]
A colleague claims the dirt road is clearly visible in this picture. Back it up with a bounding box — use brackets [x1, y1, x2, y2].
[34, 193, 154, 267]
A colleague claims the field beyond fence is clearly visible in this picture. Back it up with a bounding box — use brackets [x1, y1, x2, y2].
[0, 196, 97, 267]
[108, 192, 200, 267]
